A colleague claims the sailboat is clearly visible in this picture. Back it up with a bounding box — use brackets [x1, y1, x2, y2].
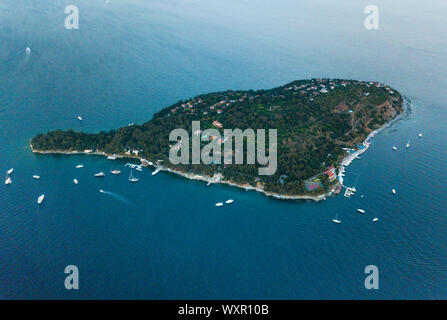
[5, 175, 12, 185]
[128, 170, 139, 183]
[37, 194, 45, 204]
[7, 168, 14, 175]
[332, 215, 341, 224]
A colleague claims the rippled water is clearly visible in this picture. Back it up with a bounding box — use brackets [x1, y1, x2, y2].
[1, 0, 446, 299]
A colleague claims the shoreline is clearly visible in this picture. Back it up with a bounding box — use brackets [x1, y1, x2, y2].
[29, 145, 328, 201]
[29, 98, 408, 202]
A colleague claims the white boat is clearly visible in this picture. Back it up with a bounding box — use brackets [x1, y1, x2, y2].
[215, 202, 224, 207]
[33, 175, 40, 179]
[99, 189, 104, 193]
[110, 170, 121, 175]
[355, 156, 361, 160]
[5, 175, 12, 185]
[206, 182, 212, 186]
[107, 154, 117, 160]
[406, 139, 410, 148]
[128, 170, 139, 183]
[73, 179, 78, 184]
[37, 194, 45, 204]
[94, 172, 105, 177]
[357, 209, 366, 214]
[418, 133, 422, 138]
[7, 168, 14, 175]
[25, 47, 31, 54]
[75, 164, 84, 168]
[392, 146, 397, 151]
[225, 199, 234, 204]
[77, 116, 83, 121]
[392, 189, 396, 194]
[152, 167, 161, 176]
[332, 215, 341, 224]
[372, 217, 379, 222]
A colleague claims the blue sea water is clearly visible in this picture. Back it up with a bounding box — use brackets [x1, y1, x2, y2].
[1, 0, 446, 299]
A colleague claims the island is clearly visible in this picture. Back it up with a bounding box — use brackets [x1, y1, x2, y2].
[31, 79, 403, 200]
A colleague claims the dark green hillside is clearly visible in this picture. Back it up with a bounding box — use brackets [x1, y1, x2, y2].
[31, 79, 403, 196]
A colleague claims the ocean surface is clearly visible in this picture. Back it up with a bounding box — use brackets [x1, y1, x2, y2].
[1, 0, 446, 299]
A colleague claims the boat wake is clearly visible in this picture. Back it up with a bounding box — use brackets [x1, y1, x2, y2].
[99, 190, 133, 206]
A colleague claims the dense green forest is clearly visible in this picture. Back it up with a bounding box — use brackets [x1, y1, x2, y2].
[31, 79, 403, 196]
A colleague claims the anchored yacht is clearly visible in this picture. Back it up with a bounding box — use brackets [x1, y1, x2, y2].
[37, 194, 45, 204]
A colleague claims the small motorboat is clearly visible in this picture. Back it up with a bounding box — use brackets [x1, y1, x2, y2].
[77, 116, 83, 121]
[357, 209, 366, 214]
[7, 168, 14, 175]
[215, 202, 224, 207]
[73, 179, 78, 184]
[418, 133, 422, 138]
[37, 194, 45, 204]
[33, 175, 40, 179]
[5, 175, 12, 185]
[94, 172, 105, 177]
[392, 189, 396, 194]
[76, 164, 84, 168]
[392, 146, 397, 151]
[110, 170, 121, 175]
[107, 154, 117, 160]
[152, 167, 161, 176]
[372, 217, 379, 222]
[99, 189, 104, 193]
[225, 199, 234, 204]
